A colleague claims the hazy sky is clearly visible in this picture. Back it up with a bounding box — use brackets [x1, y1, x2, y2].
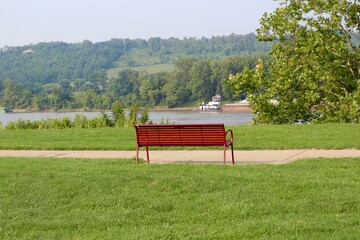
[0, 0, 279, 47]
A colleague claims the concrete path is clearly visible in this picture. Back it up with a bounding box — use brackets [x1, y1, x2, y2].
[1, 149, 360, 164]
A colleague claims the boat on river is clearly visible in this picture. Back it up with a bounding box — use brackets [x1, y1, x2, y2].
[199, 94, 222, 111]
[222, 99, 251, 112]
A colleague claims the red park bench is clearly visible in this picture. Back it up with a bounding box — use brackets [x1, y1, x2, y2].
[134, 123, 234, 164]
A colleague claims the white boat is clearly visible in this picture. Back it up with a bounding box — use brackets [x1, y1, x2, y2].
[199, 94, 222, 111]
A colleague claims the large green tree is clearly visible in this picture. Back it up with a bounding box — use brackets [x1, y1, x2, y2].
[228, 0, 360, 124]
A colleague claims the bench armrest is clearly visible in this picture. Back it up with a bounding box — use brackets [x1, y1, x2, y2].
[225, 129, 234, 144]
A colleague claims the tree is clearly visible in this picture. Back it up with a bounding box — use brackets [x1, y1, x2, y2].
[174, 58, 197, 104]
[139, 79, 153, 105]
[188, 60, 215, 101]
[109, 70, 137, 97]
[1, 79, 19, 108]
[89, 70, 107, 93]
[50, 80, 74, 109]
[228, 0, 360, 124]
[101, 92, 115, 109]
[34, 91, 50, 111]
[111, 101, 126, 127]
[163, 75, 179, 108]
[84, 90, 97, 110]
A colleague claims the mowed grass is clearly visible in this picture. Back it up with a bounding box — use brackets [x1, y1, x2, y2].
[1, 157, 360, 239]
[107, 63, 175, 77]
[0, 123, 360, 150]
[106, 48, 175, 77]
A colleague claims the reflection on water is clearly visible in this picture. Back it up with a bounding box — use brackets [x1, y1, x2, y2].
[0, 111, 254, 126]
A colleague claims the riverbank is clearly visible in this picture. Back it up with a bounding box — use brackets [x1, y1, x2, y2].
[222, 104, 251, 112]
[10, 105, 252, 113]
[11, 108, 109, 113]
[0, 110, 255, 126]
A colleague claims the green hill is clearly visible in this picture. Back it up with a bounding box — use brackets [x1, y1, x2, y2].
[0, 33, 272, 110]
[0, 33, 272, 84]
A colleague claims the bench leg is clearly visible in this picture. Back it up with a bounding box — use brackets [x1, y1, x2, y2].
[223, 145, 226, 165]
[231, 143, 235, 164]
[224, 144, 235, 165]
[136, 145, 139, 163]
[136, 145, 150, 163]
[146, 146, 150, 163]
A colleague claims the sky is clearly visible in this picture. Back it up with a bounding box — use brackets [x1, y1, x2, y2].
[0, 0, 279, 48]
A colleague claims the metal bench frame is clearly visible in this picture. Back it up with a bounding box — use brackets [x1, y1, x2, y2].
[134, 123, 234, 164]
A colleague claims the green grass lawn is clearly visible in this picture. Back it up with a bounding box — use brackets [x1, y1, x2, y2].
[0, 123, 360, 150]
[1, 124, 360, 238]
[1, 157, 360, 239]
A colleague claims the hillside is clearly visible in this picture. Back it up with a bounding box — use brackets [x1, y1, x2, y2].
[0, 33, 272, 84]
[0, 33, 272, 110]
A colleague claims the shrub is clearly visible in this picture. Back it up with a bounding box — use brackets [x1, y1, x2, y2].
[4, 103, 153, 130]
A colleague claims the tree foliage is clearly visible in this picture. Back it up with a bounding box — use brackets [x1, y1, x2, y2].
[0, 33, 273, 111]
[0, 54, 267, 110]
[228, 0, 360, 124]
[0, 34, 272, 85]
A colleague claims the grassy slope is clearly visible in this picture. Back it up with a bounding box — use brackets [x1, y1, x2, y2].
[1, 157, 360, 239]
[106, 48, 230, 77]
[107, 49, 175, 77]
[0, 123, 360, 150]
[107, 63, 175, 77]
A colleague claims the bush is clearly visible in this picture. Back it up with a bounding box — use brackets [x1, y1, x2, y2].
[4, 103, 153, 130]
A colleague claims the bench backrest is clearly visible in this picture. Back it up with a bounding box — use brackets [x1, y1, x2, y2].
[135, 124, 226, 147]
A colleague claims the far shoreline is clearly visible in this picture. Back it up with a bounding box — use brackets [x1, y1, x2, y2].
[10, 106, 252, 113]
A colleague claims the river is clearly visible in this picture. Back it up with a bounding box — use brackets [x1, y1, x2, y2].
[0, 110, 254, 126]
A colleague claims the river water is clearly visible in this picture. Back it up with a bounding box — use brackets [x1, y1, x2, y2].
[0, 111, 254, 126]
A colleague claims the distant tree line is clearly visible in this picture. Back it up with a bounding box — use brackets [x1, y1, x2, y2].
[0, 33, 271, 85]
[0, 54, 268, 110]
[0, 40, 124, 85]
[0, 33, 271, 110]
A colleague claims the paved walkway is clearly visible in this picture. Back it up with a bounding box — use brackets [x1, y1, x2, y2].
[1, 149, 360, 164]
